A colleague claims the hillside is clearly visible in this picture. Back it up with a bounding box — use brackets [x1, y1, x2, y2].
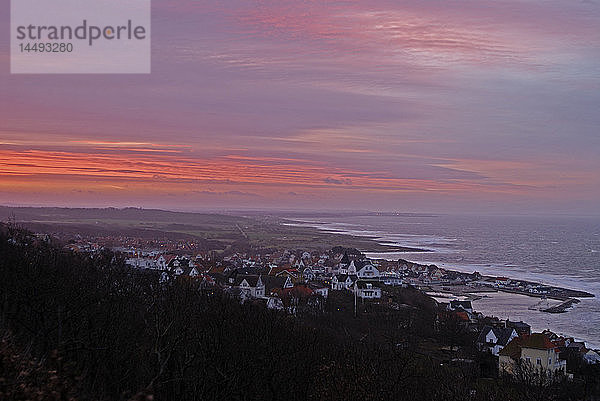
[1, 224, 597, 400]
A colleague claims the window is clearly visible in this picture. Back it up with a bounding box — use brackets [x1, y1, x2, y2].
[536, 358, 541, 365]
[525, 357, 531, 363]
[549, 358, 552, 365]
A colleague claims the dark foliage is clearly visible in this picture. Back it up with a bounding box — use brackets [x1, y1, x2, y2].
[0, 224, 598, 401]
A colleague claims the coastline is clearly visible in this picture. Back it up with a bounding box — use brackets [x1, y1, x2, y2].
[279, 220, 432, 253]
[283, 216, 600, 350]
[284, 217, 595, 298]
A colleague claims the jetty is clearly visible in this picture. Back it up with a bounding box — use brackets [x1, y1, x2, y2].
[542, 298, 580, 313]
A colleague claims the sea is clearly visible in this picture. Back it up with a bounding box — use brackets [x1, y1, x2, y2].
[285, 213, 600, 349]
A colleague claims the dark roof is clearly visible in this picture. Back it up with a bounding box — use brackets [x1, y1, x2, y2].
[262, 276, 287, 292]
[334, 274, 358, 282]
[208, 272, 227, 285]
[335, 274, 348, 282]
[234, 274, 262, 287]
[354, 260, 375, 270]
[308, 281, 328, 290]
[506, 320, 531, 329]
[477, 326, 494, 344]
[476, 326, 516, 346]
[450, 300, 472, 310]
[567, 342, 587, 351]
[355, 280, 381, 289]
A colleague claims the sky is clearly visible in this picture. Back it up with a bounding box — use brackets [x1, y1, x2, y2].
[1, 0, 599, 214]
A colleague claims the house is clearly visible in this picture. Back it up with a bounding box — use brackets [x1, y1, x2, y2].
[331, 274, 356, 290]
[430, 268, 444, 281]
[277, 285, 318, 315]
[476, 326, 519, 356]
[233, 275, 265, 298]
[499, 333, 567, 376]
[293, 259, 305, 269]
[354, 280, 382, 299]
[567, 341, 587, 354]
[339, 252, 350, 268]
[506, 320, 531, 336]
[266, 296, 284, 310]
[301, 266, 316, 281]
[346, 260, 358, 275]
[274, 268, 299, 279]
[356, 263, 380, 279]
[262, 275, 293, 296]
[449, 300, 473, 313]
[199, 274, 216, 289]
[495, 277, 511, 287]
[380, 272, 403, 286]
[308, 282, 329, 299]
[166, 256, 182, 270]
[155, 255, 167, 270]
[583, 350, 600, 364]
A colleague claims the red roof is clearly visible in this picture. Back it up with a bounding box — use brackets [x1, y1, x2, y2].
[500, 333, 558, 359]
[520, 333, 558, 350]
[454, 311, 470, 322]
[282, 285, 314, 298]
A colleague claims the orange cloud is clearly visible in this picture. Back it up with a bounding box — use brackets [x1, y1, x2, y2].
[0, 146, 545, 199]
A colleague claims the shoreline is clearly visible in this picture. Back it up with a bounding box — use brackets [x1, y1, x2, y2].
[285, 217, 595, 299]
[285, 216, 599, 349]
[280, 220, 433, 253]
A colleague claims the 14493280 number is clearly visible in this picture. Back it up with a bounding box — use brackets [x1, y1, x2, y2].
[19, 43, 73, 53]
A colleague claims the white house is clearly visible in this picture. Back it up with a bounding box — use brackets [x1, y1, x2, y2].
[331, 274, 356, 290]
[262, 275, 293, 297]
[234, 275, 265, 298]
[584, 350, 600, 364]
[354, 281, 382, 299]
[495, 277, 511, 287]
[430, 269, 444, 281]
[302, 266, 316, 281]
[155, 255, 167, 270]
[266, 296, 284, 310]
[356, 263, 379, 279]
[476, 326, 519, 356]
[347, 260, 357, 275]
[380, 272, 403, 286]
[449, 300, 473, 313]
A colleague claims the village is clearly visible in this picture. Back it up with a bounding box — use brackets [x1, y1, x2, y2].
[111, 244, 600, 380]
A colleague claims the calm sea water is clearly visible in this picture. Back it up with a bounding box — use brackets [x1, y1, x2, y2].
[286, 214, 600, 349]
